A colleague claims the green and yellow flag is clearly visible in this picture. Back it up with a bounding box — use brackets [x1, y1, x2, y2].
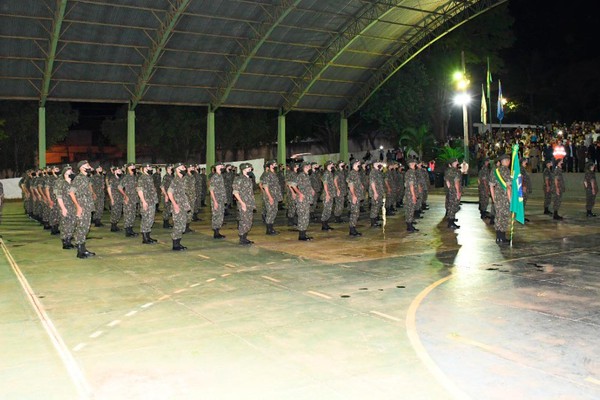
[510, 144, 525, 224]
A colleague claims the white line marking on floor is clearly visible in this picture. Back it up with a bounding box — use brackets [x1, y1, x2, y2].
[173, 288, 187, 294]
[125, 310, 137, 317]
[339, 264, 351, 268]
[141, 302, 153, 308]
[90, 330, 103, 339]
[221, 273, 231, 277]
[107, 320, 121, 327]
[206, 278, 216, 282]
[197, 254, 210, 259]
[370, 311, 401, 322]
[307, 290, 332, 299]
[73, 343, 87, 352]
[282, 259, 291, 262]
[262, 275, 281, 283]
[190, 283, 201, 287]
[1, 239, 92, 398]
[585, 377, 600, 386]
[224, 263, 236, 268]
[266, 261, 275, 265]
[158, 294, 171, 300]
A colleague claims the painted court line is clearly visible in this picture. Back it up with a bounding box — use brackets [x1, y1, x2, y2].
[221, 273, 231, 277]
[224, 263, 237, 269]
[73, 343, 87, 352]
[190, 283, 201, 287]
[370, 311, 401, 322]
[158, 294, 171, 300]
[196, 254, 210, 259]
[585, 377, 600, 386]
[125, 310, 137, 317]
[141, 302, 154, 308]
[1, 239, 92, 398]
[173, 288, 187, 294]
[107, 320, 121, 327]
[89, 330, 103, 339]
[262, 275, 281, 283]
[307, 290, 332, 300]
[206, 278, 216, 282]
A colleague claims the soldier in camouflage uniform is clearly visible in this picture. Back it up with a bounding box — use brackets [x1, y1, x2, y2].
[552, 158, 565, 220]
[289, 162, 315, 241]
[260, 160, 282, 235]
[584, 161, 597, 217]
[346, 159, 364, 237]
[233, 163, 256, 245]
[69, 161, 96, 258]
[418, 161, 430, 212]
[369, 161, 384, 227]
[107, 166, 124, 232]
[384, 163, 396, 216]
[90, 163, 106, 227]
[490, 154, 511, 243]
[397, 164, 405, 208]
[160, 164, 174, 228]
[184, 165, 197, 231]
[193, 164, 203, 220]
[333, 161, 347, 223]
[153, 166, 162, 212]
[285, 163, 298, 226]
[404, 157, 419, 232]
[521, 158, 532, 222]
[39, 169, 52, 230]
[167, 163, 190, 250]
[360, 162, 369, 212]
[488, 158, 500, 226]
[209, 162, 227, 239]
[118, 163, 139, 237]
[224, 164, 235, 213]
[444, 158, 461, 229]
[543, 159, 554, 215]
[45, 165, 61, 235]
[137, 163, 159, 244]
[478, 158, 491, 219]
[309, 162, 322, 220]
[200, 167, 208, 207]
[56, 166, 76, 249]
[320, 161, 336, 231]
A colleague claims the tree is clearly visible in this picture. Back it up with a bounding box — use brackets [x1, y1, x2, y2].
[398, 124, 436, 161]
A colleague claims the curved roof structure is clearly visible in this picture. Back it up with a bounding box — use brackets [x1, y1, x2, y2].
[0, 0, 505, 116]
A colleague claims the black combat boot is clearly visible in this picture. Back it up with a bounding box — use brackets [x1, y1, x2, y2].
[51, 225, 60, 235]
[111, 223, 121, 232]
[544, 207, 551, 215]
[239, 234, 253, 245]
[76, 243, 95, 259]
[192, 213, 200, 221]
[62, 238, 74, 250]
[349, 226, 362, 237]
[298, 231, 313, 241]
[267, 224, 278, 235]
[370, 218, 381, 228]
[172, 239, 187, 251]
[213, 229, 225, 239]
[489, 216, 495, 225]
[184, 223, 194, 233]
[448, 220, 460, 229]
[321, 221, 332, 231]
[587, 210, 597, 217]
[422, 204, 430, 210]
[94, 219, 104, 227]
[142, 232, 155, 244]
[334, 215, 343, 223]
[43, 222, 51, 230]
[406, 222, 418, 233]
[125, 226, 139, 237]
[553, 211, 563, 220]
[287, 217, 296, 226]
[163, 220, 173, 228]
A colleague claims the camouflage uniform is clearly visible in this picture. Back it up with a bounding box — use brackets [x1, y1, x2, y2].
[193, 169, 203, 215]
[491, 165, 511, 234]
[292, 168, 314, 234]
[584, 164, 597, 214]
[137, 172, 158, 234]
[40, 174, 51, 228]
[224, 168, 234, 208]
[285, 168, 298, 222]
[153, 171, 162, 210]
[260, 168, 282, 226]
[184, 171, 196, 224]
[90, 171, 105, 224]
[161, 170, 174, 226]
[309, 166, 322, 216]
[543, 165, 553, 212]
[553, 165, 565, 214]
[209, 172, 227, 230]
[107, 172, 124, 226]
[384, 167, 396, 213]
[397, 167, 405, 207]
[418, 166, 429, 210]
[320, 168, 335, 223]
[70, 174, 94, 245]
[444, 166, 461, 221]
[478, 165, 491, 215]
[333, 167, 347, 220]
[55, 175, 76, 243]
[46, 172, 60, 232]
[168, 174, 190, 240]
[404, 167, 418, 224]
[346, 167, 364, 230]
[369, 167, 384, 221]
[200, 169, 208, 206]
[233, 173, 255, 236]
[521, 167, 532, 207]
[119, 172, 138, 230]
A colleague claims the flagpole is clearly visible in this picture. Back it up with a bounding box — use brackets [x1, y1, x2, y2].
[509, 143, 515, 247]
[487, 57, 493, 134]
[510, 212, 515, 247]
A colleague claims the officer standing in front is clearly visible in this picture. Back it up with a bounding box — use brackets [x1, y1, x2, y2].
[478, 158, 491, 219]
[136, 163, 158, 244]
[69, 160, 96, 258]
[233, 163, 256, 245]
[490, 154, 511, 244]
[167, 163, 190, 251]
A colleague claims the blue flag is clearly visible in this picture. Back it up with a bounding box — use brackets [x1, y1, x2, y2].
[510, 144, 525, 224]
[497, 80, 504, 122]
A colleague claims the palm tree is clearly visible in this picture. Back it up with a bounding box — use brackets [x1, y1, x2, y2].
[398, 124, 435, 160]
[437, 145, 465, 164]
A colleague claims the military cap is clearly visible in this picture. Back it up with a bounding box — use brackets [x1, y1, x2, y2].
[498, 154, 510, 162]
[173, 162, 186, 169]
[239, 162, 252, 170]
[350, 159, 361, 167]
[586, 161, 595, 169]
[447, 157, 458, 165]
[324, 160, 334, 166]
[337, 160, 345, 165]
[265, 159, 277, 167]
[300, 161, 311, 168]
[61, 165, 73, 175]
[407, 156, 418, 164]
[213, 161, 225, 168]
[76, 160, 89, 169]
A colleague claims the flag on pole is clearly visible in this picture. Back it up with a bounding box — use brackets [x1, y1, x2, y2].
[510, 144, 525, 224]
[497, 79, 504, 122]
[480, 84, 487, 125]
[486, 57, 492, 100]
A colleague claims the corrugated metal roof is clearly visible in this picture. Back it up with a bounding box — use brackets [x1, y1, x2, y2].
[0, 0, 505, 115]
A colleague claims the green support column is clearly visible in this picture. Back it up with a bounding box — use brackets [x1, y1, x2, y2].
[277, 112, 286, 166]
[127, 110, 136, 163]
[339, 113, 348, 163]
[206, 106, 215, 168]
[38, 107, 47, 168]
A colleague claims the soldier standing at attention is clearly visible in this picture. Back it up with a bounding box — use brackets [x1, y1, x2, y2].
[360, 161, 369, 212]
[160, 164, 174, 228]
[397, 163, 405, 209]
[107, 166, 124, 232]
[137, 163, 159, 244]
[193, 164, 203, 219]
[521, 158, 532, 222]
[320, 161, 335, 231]
[309, 162, 321, 221]
[444, 158, 461, 229]
[418, 161, 430, 212]
[153, 166, 162, 212]
[200, 167, 208, 207]
[90, 163, 105, 227]
[119, 163, 139, 237]
[404, 157, 419, 233]
[56, 165, 76, 249]
[490, 154, 511, 244]
[346, 159, 364, 237]
[285, 163, 299, 226]
[167, 163, 190, 251]
[333, 161, 347, 223]
[69, 160, 96, 259]
[209, 162, 227, 239]
[260, 160, 282, 235]
[45, 165, 61, 235]
[224, 164, 235, 214]
[183, 165, 197, 231]
[369, 160, 384, 228]
[543, 159, 554, 215]
[478, 158, 491, 219]
[552, 158, 565, 220]
[290, 162, 315, 241]
[384, 162, 396, 216]
[233, 163, 256, 245]
[583, 162, 597, 217]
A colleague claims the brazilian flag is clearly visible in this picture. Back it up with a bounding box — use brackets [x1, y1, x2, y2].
[510, 144, 525, 224]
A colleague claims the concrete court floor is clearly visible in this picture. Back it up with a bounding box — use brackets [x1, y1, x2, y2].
[1, 188, 600, 400]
